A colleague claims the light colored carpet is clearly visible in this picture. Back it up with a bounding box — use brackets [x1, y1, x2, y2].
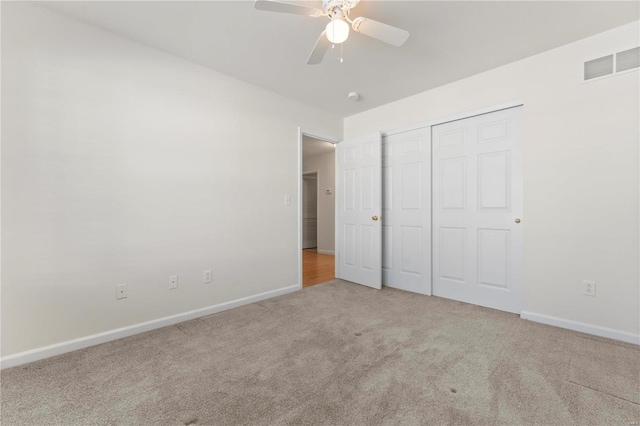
[1, 279, 639, 425]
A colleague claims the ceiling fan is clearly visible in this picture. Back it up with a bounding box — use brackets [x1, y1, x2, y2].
[254, 0, 410, 65]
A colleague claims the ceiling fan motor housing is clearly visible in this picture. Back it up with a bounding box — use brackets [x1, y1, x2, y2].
[323, 0, 360, 17]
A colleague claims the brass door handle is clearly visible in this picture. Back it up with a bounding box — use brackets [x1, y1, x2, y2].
[515, 218, 521, 224]
[372, 215, 379, 221]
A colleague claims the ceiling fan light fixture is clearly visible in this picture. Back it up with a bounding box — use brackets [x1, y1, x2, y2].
[254, 0, 410, 65]
[326, 18, 349, 44]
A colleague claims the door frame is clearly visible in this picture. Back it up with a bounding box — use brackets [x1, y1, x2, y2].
[302, 170, 320, 249]
[297, 128, 340, 290]
[380, 101, 524, 138]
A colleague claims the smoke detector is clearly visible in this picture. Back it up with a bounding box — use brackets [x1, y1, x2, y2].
[347, 91, 360, 101]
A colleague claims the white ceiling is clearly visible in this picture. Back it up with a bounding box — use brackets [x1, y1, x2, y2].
[35, 1, 639, 117]
[303, 136, 335, 157]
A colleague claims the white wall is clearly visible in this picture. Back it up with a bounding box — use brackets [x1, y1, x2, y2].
[1, 2, 341, 358]
[303, 147, 336, 254]
[345, 22, 640, 340]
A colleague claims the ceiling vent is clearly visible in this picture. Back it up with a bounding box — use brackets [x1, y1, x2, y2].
[584, 47, 639, 81]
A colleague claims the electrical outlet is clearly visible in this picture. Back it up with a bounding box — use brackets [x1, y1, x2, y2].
[116, 284, 128, 300]
[583, 280, 596, 296]
[169, 275, 178, 290]
[203, 269, 212, 284]
[284, 195, 291, 206]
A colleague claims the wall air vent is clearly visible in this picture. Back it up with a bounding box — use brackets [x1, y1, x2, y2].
[616, 47, 640, 73]
[584, 47, 640, 82]
[584, 55, 613, 80]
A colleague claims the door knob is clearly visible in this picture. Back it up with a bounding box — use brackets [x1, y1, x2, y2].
[372, 215, 379, 221]
[515, 218, 521, 224]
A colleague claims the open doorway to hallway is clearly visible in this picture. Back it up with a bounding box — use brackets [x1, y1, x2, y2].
[302, 248, 335, 287]
[302, 135, 336, 287]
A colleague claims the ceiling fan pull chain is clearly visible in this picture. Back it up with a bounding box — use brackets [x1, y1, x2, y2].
[340, 42, 344, 63]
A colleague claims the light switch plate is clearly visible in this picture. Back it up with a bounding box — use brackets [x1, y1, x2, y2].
[583, 280, 596, 296]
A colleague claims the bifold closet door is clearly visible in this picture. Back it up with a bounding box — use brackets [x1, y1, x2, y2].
[432, 107, 523, 313]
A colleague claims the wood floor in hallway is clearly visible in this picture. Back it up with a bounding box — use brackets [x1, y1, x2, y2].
[302, 248, 335, 288]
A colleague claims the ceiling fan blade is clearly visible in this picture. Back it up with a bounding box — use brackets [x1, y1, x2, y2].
[307, 31, 331, 65]
[352, 17, 409, 47]
[254, 0, 320, 16]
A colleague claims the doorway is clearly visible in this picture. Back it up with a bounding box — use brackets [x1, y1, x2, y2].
[301, 134, 337, 288]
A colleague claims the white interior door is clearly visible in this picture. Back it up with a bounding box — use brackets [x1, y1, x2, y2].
[432, 107, 523, 313]
[382, 127, 432, 295]
[336, 132, 382, 289]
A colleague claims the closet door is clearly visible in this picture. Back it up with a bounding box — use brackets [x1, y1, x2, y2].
[432, 107, 523, 313]
[381, 127, 432, 295]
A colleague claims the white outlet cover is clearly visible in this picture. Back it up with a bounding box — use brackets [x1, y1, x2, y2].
[169, 275, 178, 290]
[203, 269, 212, 284]
[116, 283, 128, 300]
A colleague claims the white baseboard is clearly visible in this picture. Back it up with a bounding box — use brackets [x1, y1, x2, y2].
[317, 249, 335, 255]
[0, 284, 299, 370]
[520, 311, 640, 345]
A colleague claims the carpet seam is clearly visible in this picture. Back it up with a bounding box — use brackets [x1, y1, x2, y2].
[566, 380, 640, 406]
